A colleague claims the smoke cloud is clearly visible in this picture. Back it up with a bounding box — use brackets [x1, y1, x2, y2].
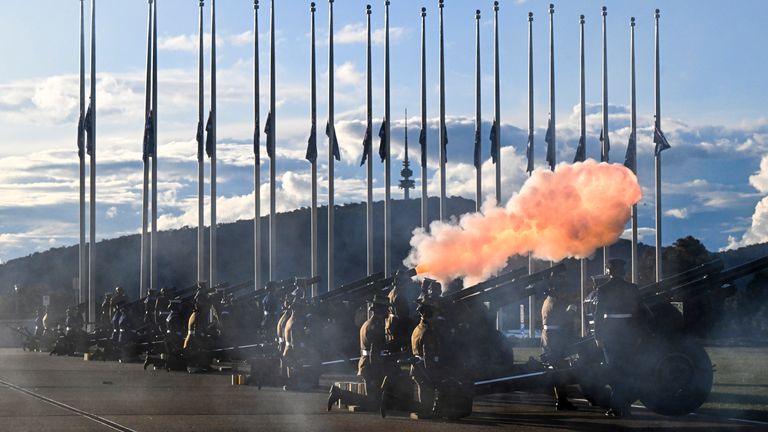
[405, 160, 642, 286]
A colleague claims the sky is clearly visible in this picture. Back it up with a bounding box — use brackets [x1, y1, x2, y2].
[0, 0, 767, 263]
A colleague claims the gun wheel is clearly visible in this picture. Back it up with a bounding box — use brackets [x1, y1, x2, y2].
[638, 338, 713, 416]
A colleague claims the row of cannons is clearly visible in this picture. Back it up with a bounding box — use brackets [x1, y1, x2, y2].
[11, 255, 768, 419]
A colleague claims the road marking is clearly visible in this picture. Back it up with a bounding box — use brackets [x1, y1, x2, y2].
[0, 378, 137, 432]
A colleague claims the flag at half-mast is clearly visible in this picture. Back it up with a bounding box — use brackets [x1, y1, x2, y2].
[624, 131, 636, 171]
[378, 118, 387, 162]
[654, 126, 671, 154]
[306, 119, 317, 163]
[264, 111, 274, 159]
[77, 111, 86, 158]
[573, 135, 586, 163]
[440, 124, 448, 163]
[196, 118, 205, 161]
[360, 124, 371, 166]
[600, 128, 610, 162]
[326, 121, 340, 161]
[489, 119, 499, 164]
[545, 117, 555, 169]
[473, 125, 482, 169]
[205, 110, 215, 158]
[418, 127, 427, 167]
[525, 132, 534, 173]
[83, 102, 94, 156]
[142, 109, 155, 161]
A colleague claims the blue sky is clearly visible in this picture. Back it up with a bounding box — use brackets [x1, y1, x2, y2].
[0, 0, 767, 262]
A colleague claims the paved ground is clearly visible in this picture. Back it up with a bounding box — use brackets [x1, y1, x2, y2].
[0, 348, 763, 431]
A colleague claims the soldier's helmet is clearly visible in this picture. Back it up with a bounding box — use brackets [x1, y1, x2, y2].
[607, 258, 627, 278]
[416, 297, 440, 317]
[115, 286, 125, 295]
[159, 287, 168, 296]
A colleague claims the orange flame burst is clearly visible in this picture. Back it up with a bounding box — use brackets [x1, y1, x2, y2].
[404, 161, 642, 286]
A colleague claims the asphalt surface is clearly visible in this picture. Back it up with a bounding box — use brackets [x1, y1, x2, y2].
[0, 348, 763, 432]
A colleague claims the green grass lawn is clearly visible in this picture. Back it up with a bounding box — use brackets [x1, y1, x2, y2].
[513, 345, 768, 421]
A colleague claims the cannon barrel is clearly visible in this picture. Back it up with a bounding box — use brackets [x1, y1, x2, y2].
[443, 266, 528, 302]
[449, 262, 566, 307]
[315, 272, 385, 302]
[330, 268, 417, 305]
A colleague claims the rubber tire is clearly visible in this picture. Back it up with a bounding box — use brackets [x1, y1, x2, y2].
[638, 337, 713, 416]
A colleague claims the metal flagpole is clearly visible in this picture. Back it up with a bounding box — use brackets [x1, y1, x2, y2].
[327, 0, 335, 291]
[140, 0, 153, 298]
[526, 10, 534, 339]
[420, 7, 427, 229]
[548, 3, 555, 171]
[88, 0, 96, 327]
[438, 0, 446, 221]
[254, 0, 262, 291]
[151, 0, 158, 292]
[210, 0, 218, 287]
[197, 0, 205, 284]
[629, 17, 638, 283]
[78, 0, 86, 305]
[578, 14, 587, 337]
[269, 0, 276, 282]
[383, 0, 391, 276]
[310, 2, 318, 289]
[493, 1, 501, 205]
[365, 4, 373, 275]
[474, 10, 481, 213]
[601, 5, 609, 274]
[654, 9, 663, 282]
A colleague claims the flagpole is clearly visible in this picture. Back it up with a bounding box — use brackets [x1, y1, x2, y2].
[419, 7, 427, 229]
[150, 0, 158, 292]
[310, 2, 318, 289]
[548, 3, 555, 171]
[629, 16, 638, 284]
[197, 0, 205, 284]
[654, 9, 663, 282]
[493, 1, 501, 205]
[365, 4, 373, 275]
[526, 10, 534, 339]
[210, 0, 218, 288]
[254, 0, 262, 291]
[78, 0, 86, 305]
[269, 0, 276, 282]
[383, 0, 392, 276]
[578, 14, 587, 337]
[327, 0, 335, 291]
[474, 9, 481, 213]
[140, 0, 153, 298]
[438, 0, 446, 221]
[601, 5, 609, 274]
[88, 0, 96, 327]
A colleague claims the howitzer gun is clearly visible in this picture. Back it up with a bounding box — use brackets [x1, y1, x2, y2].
[446, 263, 566, 307]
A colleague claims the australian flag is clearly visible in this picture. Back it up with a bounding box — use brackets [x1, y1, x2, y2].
[545, 118, 555, 169]
[306, 120, 317, 163]
[573, 135, 586, 163]
[419, 127, 427, 167]
[440, 124, 448, 163]
[654, 127, 671, 155]
[205, 110, 215, 158]
[196, 119, 204, 161]
[489, 119, 499, 164]
[378, 119, 387, 162]
[526, 132, 534, 173]
[142, 110, 154, 162]
[77, 112, 85, 158]
[326, 121, 340, 161]
[600, 128, 610, 162]
[360, 124, 371, 166]
[624, 132, 636, 172]
[264, 111, 274, 159]
[473, 127, 482, 169]
[83, 103, 94, 156]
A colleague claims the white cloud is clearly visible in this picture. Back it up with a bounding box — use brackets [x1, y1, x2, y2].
[335, 23, 406, 46]
[106, 207, 118, 219]
[665, 208, 689, 219]
[725, 154, 768, 250]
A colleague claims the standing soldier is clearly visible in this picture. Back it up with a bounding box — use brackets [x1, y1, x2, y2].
[410, 297, 445, 418]
[593, 258, 643, 417]
[282, 295, 318, 390]
[110, 286, 127, 319]
[154, 287, 171, 333]
[327, 294, 392, 412]
[276, 295, 293, 381]
[541, 271, 578, 411]
[144, 289, 158, 326]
